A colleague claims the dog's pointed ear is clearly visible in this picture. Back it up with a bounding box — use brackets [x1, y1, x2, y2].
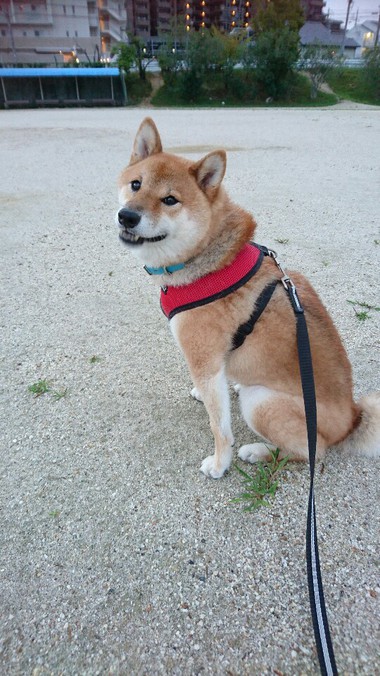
[130, 117, 163, 165]
[191, 150, 226, 195]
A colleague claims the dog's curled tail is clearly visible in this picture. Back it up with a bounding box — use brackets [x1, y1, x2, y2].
[340, 392, 380, 458]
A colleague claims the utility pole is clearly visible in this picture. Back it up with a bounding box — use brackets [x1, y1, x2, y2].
[174, 0, 177, 48]
[375, 6, 380, 47]
[340, 0, 353, 56]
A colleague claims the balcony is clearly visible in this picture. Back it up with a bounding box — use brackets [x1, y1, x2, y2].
[10, 7, 53, 26]
[98, 0, 126, 21]
[99, 19, 123, 41]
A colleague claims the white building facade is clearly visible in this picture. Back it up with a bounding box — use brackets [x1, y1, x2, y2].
[347, 21, 379, 57]
[0, 0, 127, 65]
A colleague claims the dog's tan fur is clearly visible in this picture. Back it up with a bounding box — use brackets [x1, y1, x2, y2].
[117, 117, 380, 478]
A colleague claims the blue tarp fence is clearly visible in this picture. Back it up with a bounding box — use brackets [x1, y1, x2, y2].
[0, 67, 127, 107]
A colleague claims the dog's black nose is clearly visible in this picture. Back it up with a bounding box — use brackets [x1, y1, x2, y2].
[118, 208, 141, 228]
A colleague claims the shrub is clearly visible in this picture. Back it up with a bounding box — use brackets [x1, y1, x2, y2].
[252, 27, 300, 99]
[125, 73, 152, 104]
[361, 47, 380, 102]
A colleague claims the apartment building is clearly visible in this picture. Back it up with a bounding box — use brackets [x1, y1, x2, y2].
[125, 0, 322, 43]
[0, 0, 127, 65]
[125, 0, 252, 41]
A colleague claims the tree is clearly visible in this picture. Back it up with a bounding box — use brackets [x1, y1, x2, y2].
[253, 0, 305, 34]
[251, 0, 304, 100]
[128, 34, 154, 81]
[252, 27, 300, 99]
[298, 43, 340, 99]
[111, 42, 135, 73]
[112, 36, 155, 81]
[157, 27, 242, 102]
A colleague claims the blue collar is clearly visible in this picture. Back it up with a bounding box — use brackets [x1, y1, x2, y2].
[144, 262, 185, 276]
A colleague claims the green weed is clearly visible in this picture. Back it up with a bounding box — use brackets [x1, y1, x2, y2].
[52, 388, 68, 401]
[28, 380, 67, 401]
[347, 299, 380, 321]
[356, 311, 370, 321]
[89, 355, 102, 364]
[274, 238, 289, 244]
[232, 448, 289, 512]
[28, 380, 51, 397]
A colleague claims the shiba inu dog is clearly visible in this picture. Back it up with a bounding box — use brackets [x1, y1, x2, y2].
[117, 117, 380, 478]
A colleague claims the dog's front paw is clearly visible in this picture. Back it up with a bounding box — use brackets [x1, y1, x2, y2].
[200, 455, 229, 479]
[191, 387, 203, 403]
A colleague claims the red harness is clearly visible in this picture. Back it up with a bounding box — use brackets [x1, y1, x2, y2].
[160, 243, 263, 320]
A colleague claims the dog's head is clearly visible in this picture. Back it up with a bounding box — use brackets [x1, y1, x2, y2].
[117, 117, 227, 269]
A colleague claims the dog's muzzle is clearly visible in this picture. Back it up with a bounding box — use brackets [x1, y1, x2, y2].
[118, 208, 167, 246]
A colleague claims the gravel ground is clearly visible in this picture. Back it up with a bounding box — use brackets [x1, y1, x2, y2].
[0, 105, 379, 676]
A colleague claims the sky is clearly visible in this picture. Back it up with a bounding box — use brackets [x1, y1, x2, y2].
[324, 0, 379, 27]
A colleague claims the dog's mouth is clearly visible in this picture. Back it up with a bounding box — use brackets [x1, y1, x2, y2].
[119, 229, 167, 246]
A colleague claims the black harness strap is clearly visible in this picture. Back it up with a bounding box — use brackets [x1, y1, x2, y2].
[231, 280, 279, 350]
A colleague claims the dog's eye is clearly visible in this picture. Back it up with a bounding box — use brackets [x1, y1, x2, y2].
[162, 195, 179, 206]
[131, 180, 141, 192]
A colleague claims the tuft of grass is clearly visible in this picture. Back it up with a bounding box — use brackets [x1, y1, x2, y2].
[347, 299, 380, 321]
[89, 355, 102, 364]
[28, 380, 67, 400]
[28, 380, 51, 397]
[274, 238, 289, 245]
[52, 388, 68, 401]
[355, 310, 370, 321]
[231, 448, 289, 512]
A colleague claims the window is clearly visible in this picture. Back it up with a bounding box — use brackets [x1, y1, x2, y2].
[34, 30, 40, 36]
[63, 5, 66, 14]
[72, 5, 75, 13]
[75, 30, 78, 36]
[66, 30, 69, 36]
[90, 26, 98, 36]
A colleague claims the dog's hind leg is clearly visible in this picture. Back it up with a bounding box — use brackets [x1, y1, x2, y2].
[237, 385, 328, 462]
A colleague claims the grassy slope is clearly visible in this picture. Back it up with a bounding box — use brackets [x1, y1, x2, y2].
[326, 68, 379, 105]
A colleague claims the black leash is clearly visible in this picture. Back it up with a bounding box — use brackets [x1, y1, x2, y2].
[262, 246, 338, 676]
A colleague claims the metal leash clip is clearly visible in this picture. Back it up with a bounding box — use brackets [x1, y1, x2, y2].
[267, 248, 304, 314]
